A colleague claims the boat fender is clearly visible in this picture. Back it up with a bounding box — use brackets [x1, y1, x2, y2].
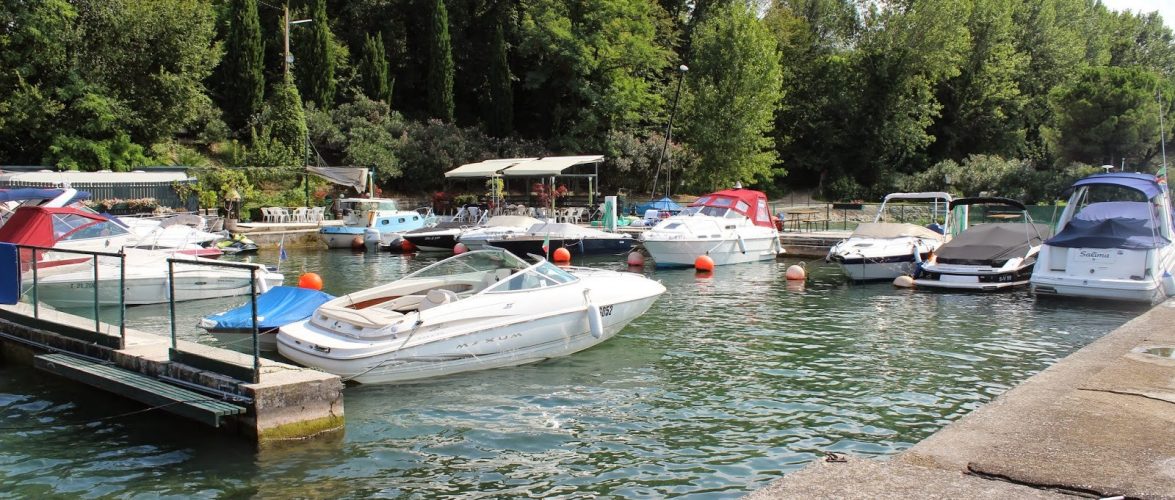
[736, 235, 747, 254]
[1164, 271, 1175, 297]
[584, 289, 604, 339]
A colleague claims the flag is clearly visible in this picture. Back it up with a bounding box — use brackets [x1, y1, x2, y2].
[541, 231, 551, 257]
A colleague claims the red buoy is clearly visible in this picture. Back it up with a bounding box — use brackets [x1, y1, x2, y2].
[695, 255, 715, 272]
[626, 251, 645, 267]
[298, 272, 323, 290]
[552, 247, 572, 263]
[786, 264, 806, 281]
[400, 239, 416, 252]
[350, 236, 365, 250]
[453, 242, 468, 254]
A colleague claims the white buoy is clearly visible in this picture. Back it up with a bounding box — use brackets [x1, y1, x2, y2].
[893, 275, 915, 288]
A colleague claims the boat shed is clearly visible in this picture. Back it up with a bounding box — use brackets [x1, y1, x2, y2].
[0, 167, 196, 209]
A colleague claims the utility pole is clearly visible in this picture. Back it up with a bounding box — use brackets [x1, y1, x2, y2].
[283, 3, 312, 77]
[651, 64, 689, 200]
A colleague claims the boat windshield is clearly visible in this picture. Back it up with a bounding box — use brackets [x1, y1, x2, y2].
[679, 206, 731, 218]
[408, 249, 528, 279]
[486, 260, 578, 293]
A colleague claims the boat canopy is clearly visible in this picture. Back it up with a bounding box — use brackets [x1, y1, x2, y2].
[1072, 172, 1163, 199]
[936, 223, 1050, 265]
[0, 206, 124, 247]
[948, 197, 1026, 211]
[1046, 201, 1169, 249]
[635, 197, 683, 214]
[201, 286, 335, 333]
[0, 188, 90, 204]
[690, 188, 774, 228]
[850, 222, 944, 240]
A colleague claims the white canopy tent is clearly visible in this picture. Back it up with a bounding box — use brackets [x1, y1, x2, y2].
[443, 158, 536, 178]
[443, 155, 605, 211]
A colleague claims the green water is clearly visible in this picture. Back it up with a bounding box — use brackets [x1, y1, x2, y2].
[0, 250, 1138, 497]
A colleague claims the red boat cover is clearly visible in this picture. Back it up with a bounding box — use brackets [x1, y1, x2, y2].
[0, 206, 107, 247]
[690, 188, 775, 228]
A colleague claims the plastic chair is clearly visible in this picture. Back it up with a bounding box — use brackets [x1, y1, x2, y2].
[293, 207, 309, 223]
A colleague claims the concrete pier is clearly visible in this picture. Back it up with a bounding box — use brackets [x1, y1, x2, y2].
[0, 302, 344, 445]
[748, 301, 1175, 498]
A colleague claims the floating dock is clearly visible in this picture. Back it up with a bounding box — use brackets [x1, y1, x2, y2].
[748, 300, 1175, 498]
[0, 302, 344, 445]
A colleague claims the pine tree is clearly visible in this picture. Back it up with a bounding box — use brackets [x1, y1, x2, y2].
[485, 19, 513, 136]
[220, 0, 265, 130]
[427, 0, 455, 122]
[359, 32, 392, 107]
[297, 0, 336, 107]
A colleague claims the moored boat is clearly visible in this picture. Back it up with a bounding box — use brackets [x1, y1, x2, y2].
[480, 221, 634, 257]
[640, 187, 782, 267]
[319, 198, 432, 249]
[827, 192, 953, 281]
[276, 248, 665, 383]
[1031, 172, 1175, 303]
[199, 285, 335, 350]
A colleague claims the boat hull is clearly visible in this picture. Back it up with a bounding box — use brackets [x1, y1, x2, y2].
[486, 237, 634, 257]
[27, 269, 284, 307]
[833, 256, 925, 281]
[277, 294, 659, 384]
[403, 232, 459, 252]
[642, 236, 779, 267]
[913, 262, 1036, 291]
[1030, 246, 1175, 303]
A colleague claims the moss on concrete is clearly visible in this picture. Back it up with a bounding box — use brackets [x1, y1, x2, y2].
[257, 414, 344, 442]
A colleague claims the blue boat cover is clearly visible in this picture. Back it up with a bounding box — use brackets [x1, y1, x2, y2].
[1072, 172, 1163, 199]
[0, 243, 19, 305]
[635, 197, 682, 214]
[0, 188, 91, 204]
[1046, 201, 1169, 249]
[200, 286, 334, 332]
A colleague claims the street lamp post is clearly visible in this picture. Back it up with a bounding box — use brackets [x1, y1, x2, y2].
[283, 4, 313, 77]
[651, 64, 689, 200]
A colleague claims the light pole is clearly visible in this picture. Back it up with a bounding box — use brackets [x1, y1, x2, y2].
[651, 64, 689, 200]
[283, 4, 313, 77]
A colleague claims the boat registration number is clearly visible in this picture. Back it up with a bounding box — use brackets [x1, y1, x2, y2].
[599, 305, 613, 317]
[68, 282, 95, 289]
[1074, 249, 1116, 263]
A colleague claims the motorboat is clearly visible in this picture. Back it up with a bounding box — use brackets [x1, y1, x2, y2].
[276, 248, 665, 383]
[914, 197, 1051, 291]
[479, 221, 634, 257]
[319, 198, 433, 249]
[640, 187, 782, 267]
[1031, 172, 1175, 303]
[0, 205, 220, 271]
[827, 192, 953, 281]
[405, 215, 543, 252]
[199, 286, 334, 351]
[214, 233, 260, 255]
[24, 247, 284, 307]
[455, 216, 548, 251]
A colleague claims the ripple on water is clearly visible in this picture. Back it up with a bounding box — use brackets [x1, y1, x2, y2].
[0, 253, 1140, 497]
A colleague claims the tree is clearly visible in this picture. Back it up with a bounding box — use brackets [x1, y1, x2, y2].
[254, 77, 309, 167]
[297, 0, 337, 108]
[1045, 65, 1167, 167]
[1011, 0, 1089, 163]
[484, 17, 513, 137]
[427, 0, 455, 122]
[679, 2, 783, 190]
[358, 32, 393, 106]
[218, 0, 265, 131]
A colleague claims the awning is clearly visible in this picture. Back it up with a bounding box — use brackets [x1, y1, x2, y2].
[444, 158, 536, 178]
[500, 155, 604, 177]
[307, 166, 369, 193]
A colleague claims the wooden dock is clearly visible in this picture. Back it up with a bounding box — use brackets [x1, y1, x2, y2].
[0, 302, 344, 445]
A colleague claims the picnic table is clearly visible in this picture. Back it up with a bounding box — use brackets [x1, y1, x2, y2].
[782, 208, 830, 232]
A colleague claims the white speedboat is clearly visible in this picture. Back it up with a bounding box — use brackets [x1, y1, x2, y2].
[827, 192, 953, 281]
[277, 248, 665, 384]
[319, 198, 433, 249]
[914, 197, 1050, 291]
[25, 248, 283, 307]
[640, 187, 782, 267]
[1031, 173, 1175, 303]
[410, 215, 541, 252]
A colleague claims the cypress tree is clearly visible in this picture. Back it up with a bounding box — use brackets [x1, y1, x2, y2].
[485, 20, 513, 136]
[359, 32, 392, 107]
[220, 0, 265, 130]
[267, 76, 309, 165]
[297, 0, 335, 107]
[427, 0, 455, 122]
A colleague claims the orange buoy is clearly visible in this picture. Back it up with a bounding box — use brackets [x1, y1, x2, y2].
[298, 272, 323, 290]
[786, 264, 806, 281]
[626, 251, 645, 267]
[350, 236, 365, 250]
[694, 255, 715, 272]
[453, 242, 468, 254]
[400, 239, 416, 252]
[552, 247, 572, 263]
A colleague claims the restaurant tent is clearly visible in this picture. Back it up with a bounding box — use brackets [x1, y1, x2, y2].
[443, 155, 605, 208]
[443, 158, 536, 178]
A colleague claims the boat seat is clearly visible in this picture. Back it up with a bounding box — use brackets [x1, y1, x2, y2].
[419, 289, 458, 310]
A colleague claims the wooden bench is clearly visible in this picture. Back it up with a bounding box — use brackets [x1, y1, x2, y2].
[34, 353, 246, 427]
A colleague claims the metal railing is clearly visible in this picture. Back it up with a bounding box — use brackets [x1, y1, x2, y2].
[16, 244, 128, 348]
[166, 258, 263, 384]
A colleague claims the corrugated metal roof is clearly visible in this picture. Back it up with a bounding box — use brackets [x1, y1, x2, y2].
[0, 170, 192, 185]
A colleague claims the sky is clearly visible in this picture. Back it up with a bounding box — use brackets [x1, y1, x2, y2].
[1100, 0, 1175, 30]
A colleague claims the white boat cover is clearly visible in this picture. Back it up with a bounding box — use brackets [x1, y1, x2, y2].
[850, 223, 944, 240]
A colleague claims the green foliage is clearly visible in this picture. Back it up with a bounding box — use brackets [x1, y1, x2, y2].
[254, 79, 309, 167]
[605, 129, 697, 194]
[306, 95, 406, 182]
[427, 0, 455, 122]
[679, 2, 783, 191]
[218, 0, 265, 130]
[484, 19, 513, 137]
[904, 154, 1102, 203]
[358, 32, 392, 107]
[180, 166, 255, 208]
[396, 119, 546, 192]
[1045, 66, 1166, 166]
[296, 0, 337, 108]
